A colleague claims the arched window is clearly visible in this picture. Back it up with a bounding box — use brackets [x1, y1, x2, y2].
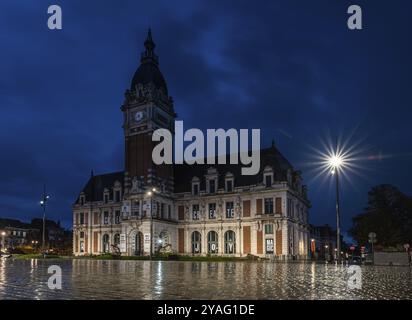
[102, 234, 110, 253]
[224, 230, 236, 254]
[191, 231, 201, 254]
[113, 233, 120, 246]
[207, 231, 218, 254]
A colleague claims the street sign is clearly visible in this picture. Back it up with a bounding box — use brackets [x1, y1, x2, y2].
[368, 232, 377, 243]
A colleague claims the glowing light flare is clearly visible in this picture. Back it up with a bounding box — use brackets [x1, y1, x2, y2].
[328, 155, 343, 169]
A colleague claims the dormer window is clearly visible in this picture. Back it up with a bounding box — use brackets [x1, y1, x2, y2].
[209, 179, 216, 194]
[113, 181, 122, 202]
[206, 168, 218, 194]
[79, 195, 85, 206]
[226, 180, 232, 192]
[114, 190, 121, 202]
[265, 175, 272, 188]
[103, 188, 110, 204]
[263, 166, 274, 188]
[225, 173, 234, 192]
[192, 177, 200, 196]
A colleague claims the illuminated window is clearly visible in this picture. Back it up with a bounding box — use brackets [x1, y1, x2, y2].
[207, 231, 218, 254]
[208, 203, 216, 219]
[224, 230, 236, 254]
[226, 202, 234, 218]
[192, 204, 200, 220]
[191, 231, 201, 254]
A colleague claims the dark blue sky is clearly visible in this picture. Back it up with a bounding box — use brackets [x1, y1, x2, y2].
[1, 1, 411, 237]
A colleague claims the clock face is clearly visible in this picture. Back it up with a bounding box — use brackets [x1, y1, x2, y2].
[134, 111, 145, 123]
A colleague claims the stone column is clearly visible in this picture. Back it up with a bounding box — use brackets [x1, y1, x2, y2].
[282, 220, 289, 259]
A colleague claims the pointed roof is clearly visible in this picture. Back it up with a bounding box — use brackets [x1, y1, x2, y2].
[130, 28, 168, 94]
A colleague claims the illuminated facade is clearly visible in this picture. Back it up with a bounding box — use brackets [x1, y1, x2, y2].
[72, 30, 310, 259]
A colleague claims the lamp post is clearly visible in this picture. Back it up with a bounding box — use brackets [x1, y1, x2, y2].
[39, 184, 50, 258]
[146, 187, 157, 260]
[329, 155, 343, 264]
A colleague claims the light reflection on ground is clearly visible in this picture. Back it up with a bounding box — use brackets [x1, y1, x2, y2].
[0, 259, 411, 300]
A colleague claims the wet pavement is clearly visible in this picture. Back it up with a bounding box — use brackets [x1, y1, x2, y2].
[0, 258, 411, 299]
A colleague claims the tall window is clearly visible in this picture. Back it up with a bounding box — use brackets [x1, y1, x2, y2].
[265, 224, 274, 234]
[156, 201, 161, 218]
[226, 202, 234, 218]
[79, 212, 84, 225]
[287, 198, 293, 217]
[80, 240, 84, 253]
[114, 233, 120, 247]
[191, 231, 201, 254]
[208, 203, 216, 219]
[224, 230, 236, 254]
[192, 204, 200, 220]
[115, 210, 120, 224]
[104, 194, 109, 204]
[161, 203, 165, 219]
[208, 231, 219, 254]
[93, 212, 99, 224]
[102, 234, 110, 253]
[103, 211, 109, 224]
[133, 200, 140, 217]
[209, 179, 216, 193]
[264, 198, 273, 214]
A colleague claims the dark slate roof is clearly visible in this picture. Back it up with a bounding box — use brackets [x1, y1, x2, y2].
[173, 145, 294, 193]
[78, 171, 124, 203]
[131, 63, 168, 94]
[76, 146, 298, 201]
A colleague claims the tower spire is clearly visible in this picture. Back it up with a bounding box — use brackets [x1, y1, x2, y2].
[141, 28, 158, 65]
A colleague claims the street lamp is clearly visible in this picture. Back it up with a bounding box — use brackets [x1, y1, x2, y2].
[328, 153, 343, 264]
[39, 184, 50, 258]
[146, 187, 158, 260]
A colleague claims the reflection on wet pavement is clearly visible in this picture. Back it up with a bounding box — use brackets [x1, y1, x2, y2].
[0, 259, 411, 299]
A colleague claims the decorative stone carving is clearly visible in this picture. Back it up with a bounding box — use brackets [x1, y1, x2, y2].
[130, 176, 143, 193]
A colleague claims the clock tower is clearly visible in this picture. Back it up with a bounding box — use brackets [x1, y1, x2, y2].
[121, 29, 175, 193]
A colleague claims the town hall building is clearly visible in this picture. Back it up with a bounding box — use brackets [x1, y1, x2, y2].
[72, 30, 310, 259]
